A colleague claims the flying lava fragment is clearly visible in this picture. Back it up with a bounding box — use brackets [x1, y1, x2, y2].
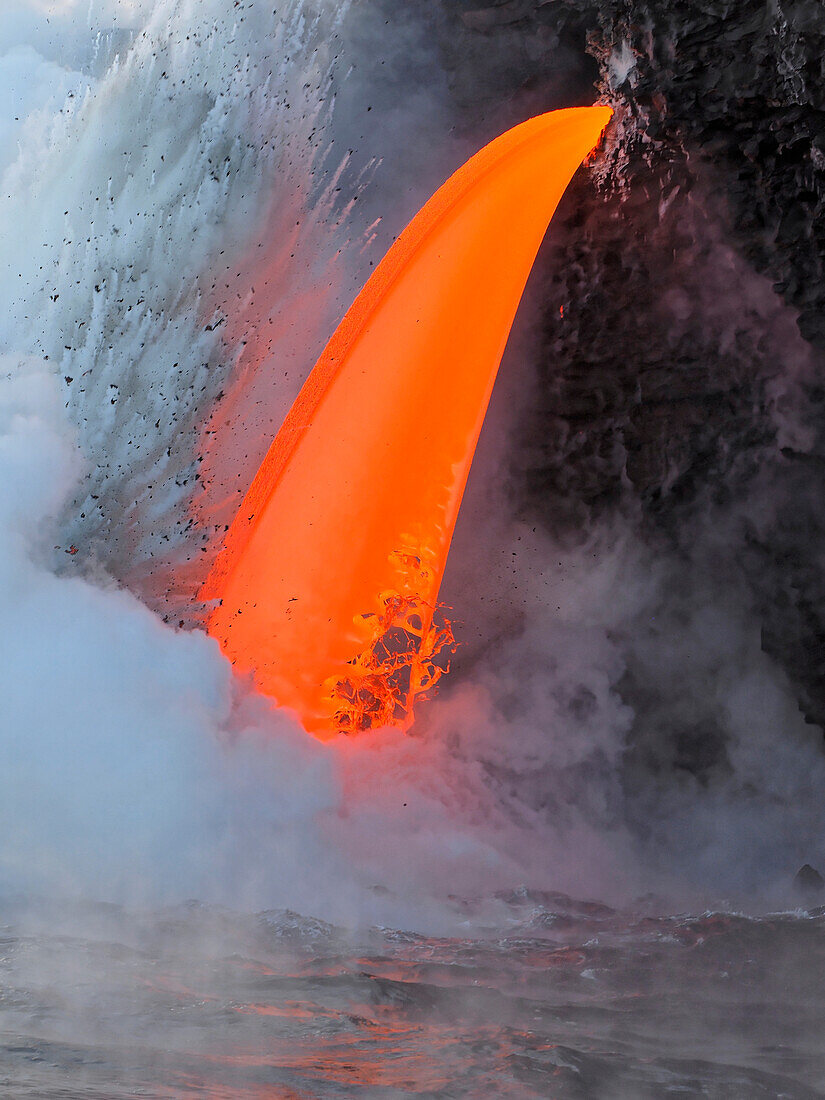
[203, 104, 612, 738]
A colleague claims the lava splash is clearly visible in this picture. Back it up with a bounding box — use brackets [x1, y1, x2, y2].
[203, 105, 612, 737]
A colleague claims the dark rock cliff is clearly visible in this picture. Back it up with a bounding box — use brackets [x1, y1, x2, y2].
[423, 1, 825, 763]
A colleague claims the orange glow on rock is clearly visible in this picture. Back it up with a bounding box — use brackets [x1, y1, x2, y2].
[203, 105, 612, 737]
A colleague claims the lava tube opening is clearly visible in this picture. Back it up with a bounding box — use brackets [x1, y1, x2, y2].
[202, 104, 612, 738]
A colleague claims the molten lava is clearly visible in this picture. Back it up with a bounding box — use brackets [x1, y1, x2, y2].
[203, 105, 612, 737]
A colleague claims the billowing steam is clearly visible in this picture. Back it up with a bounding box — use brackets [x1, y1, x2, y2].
[0, 0, 822, 927]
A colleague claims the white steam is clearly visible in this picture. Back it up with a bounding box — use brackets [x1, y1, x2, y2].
[0, 0, 822, 928]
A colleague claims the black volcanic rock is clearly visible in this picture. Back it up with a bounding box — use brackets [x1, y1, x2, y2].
[425, 0, 825, 765]
[794, 863, 825, 897]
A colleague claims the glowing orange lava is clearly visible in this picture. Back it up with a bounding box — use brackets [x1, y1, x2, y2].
[203, 105, 612, 737]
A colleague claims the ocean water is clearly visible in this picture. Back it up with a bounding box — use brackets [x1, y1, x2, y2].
[2, 895, 824, 1099]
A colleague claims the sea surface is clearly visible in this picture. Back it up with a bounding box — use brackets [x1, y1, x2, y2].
[1, 893, 823, 1098]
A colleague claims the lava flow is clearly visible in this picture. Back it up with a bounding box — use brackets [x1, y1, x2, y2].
[202, 105, 612, 737]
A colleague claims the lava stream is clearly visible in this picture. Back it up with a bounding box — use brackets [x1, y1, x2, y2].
[203, 105, 612, 737]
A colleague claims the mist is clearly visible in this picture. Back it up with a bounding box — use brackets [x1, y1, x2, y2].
[0, 0, 822, 939]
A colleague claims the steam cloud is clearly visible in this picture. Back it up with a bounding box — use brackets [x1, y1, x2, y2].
[0, 0, 822, 927]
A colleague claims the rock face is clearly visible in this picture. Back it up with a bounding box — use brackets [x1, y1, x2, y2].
[794, 863, 825, 897]
[421, 1, 825, 772]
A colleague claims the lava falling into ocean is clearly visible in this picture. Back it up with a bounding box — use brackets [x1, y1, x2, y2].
[6, 3, 825, 1092]
[203, 106, 612, 737]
